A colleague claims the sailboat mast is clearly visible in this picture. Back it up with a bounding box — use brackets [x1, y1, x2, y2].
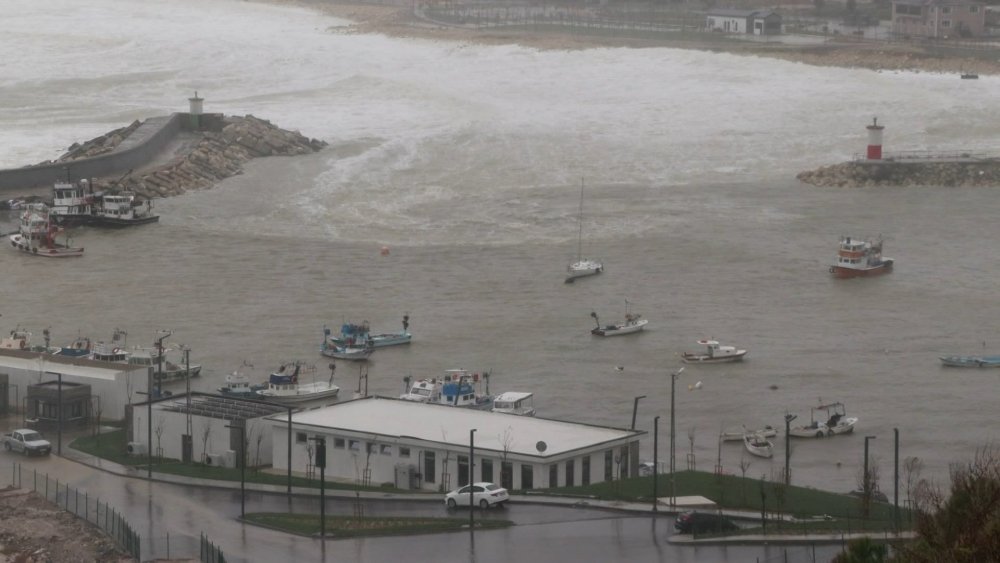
[576, 178, 585, 260]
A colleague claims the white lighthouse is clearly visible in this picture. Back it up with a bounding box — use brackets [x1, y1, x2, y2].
[866, 117, 884, 160]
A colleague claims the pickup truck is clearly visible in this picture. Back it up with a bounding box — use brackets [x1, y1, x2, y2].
[3, 429, 52, 456]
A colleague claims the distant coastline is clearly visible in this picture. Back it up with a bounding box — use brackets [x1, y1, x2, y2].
[266, 0, 1000, 76]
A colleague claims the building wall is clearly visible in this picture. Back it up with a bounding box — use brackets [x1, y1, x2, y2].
[892, 2, 985, 37]
[271, 424, 640, 492]
[706, 16, 747, 33]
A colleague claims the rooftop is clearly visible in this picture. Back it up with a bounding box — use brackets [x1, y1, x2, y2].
[271, 396, 642, 457]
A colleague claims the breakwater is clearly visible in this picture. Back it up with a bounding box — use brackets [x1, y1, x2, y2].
[797, 158, 1000, 188]
[0, 113, 326, 199]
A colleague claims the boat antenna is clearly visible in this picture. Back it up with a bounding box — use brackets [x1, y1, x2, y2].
[576, 178, 585, 261]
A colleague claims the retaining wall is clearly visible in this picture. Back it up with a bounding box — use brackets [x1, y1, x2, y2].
[0, 112, 224, 193]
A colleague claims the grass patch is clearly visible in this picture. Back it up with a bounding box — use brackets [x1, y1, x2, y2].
[70, 430, 426, 494]
[244, 513, 512, 538]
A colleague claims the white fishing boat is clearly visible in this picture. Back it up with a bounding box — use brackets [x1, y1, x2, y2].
[257, 362, 340, 404]
[565, 179, 603, 283]
[491, 391, 536, 416]
[129, 345, 202, 383]
[591, 300, 647, 337]
[89, 329, 130, 363]
[0, 327, 32, 351]
[323, 315, 411, 349]
[320, 340, 374, 361]
[720, 425, 777, 442]
[744, 432, 774, 458]
[90, 190, 159, 227]
[50, 179, 96, 227]
[218, 361, 266, 398]
[681, 340, 748, 364]
[789, 402, 858, 438]
[8, 203, 84, 257]
[400, 369, 493, 409]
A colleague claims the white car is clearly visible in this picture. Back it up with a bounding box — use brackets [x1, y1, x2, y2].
[444, 482, 509, 509]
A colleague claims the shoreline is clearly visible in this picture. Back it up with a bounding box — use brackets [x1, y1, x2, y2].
[268, 0, 1000, 75]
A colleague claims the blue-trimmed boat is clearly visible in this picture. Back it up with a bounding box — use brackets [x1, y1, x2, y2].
[940, 355, 1000, 368]
[400, 369, 493, 409]
[323, 315, 412, 349]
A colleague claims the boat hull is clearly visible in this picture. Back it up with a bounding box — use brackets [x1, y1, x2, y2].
[681, 351, 748, 364]
[321, 347, 372, 361]
[789, 417, 858, 438]
[565, 263, 602, 284]
[328, 332, 411, 349]
[258, 386, 340, 404]
[939, 355, 1000, 368]
[829, 261, 893, 279]
[9, 234, 84, 257]
[744, 437, 774, 458]
[592, 319, 648, 337]
[90, 215, 160, 228]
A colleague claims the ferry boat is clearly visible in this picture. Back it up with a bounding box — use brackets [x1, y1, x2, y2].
[256, 362, 339, 404]
[400, 369, 494, 410]
[8, 203, 84, 257]
[829, 236, 893, 279]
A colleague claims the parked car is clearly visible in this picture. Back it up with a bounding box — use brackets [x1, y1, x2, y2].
[2, 429, 52, 456]
[444, 482, 509, 509]
[673, 511, 738, 534]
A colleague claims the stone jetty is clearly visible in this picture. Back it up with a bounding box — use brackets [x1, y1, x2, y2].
[46, 115, 325, 200]
[797, 159, 1000, 188]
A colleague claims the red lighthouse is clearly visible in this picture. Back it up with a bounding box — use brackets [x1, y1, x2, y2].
[866, 117, 884, 160]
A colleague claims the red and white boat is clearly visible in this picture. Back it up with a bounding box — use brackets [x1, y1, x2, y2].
[8, 203, 84, 257]
[829, 236, 891, 279]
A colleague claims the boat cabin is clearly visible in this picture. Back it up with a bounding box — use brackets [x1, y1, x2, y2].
[491, 392, 536, 416]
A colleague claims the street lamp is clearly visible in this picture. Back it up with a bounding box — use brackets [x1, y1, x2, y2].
[864, 435, 877, 518]
[669, 366, 685, 507]
[652, 415, 660, 514]
[309, 436, 327, 538]
[784, 413, 797, 486]
[225, 422, 246, 518]
[630, 395, 646, 430]
[469, 429, 477, 531]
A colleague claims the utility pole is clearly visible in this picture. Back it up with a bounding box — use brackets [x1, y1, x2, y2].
[784, 414, 797, 486]
[631, 395, 646, 430]
[653, 415, 660, 514]
[469, 429, 477, 531]
[669, 367, 684, 507]
[894, 428, 900, 533]
[864, 435, 877, 519]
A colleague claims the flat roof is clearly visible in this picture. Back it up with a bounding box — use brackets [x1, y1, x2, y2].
[0, 349, 147, 381]
[272, 396, 642, 457]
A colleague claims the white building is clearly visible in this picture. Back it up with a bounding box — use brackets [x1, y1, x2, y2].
[0, 349, 150, 421]
[133, 393, 290, 466]
[267, 396, 644, 492]
[706, 9, 782, 35]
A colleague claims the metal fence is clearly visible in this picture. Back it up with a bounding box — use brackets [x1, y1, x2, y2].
[4, 462, 227, 563]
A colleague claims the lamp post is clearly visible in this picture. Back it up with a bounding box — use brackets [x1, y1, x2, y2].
[630, 395, 646, 431]
[653, 415, 660, 514]
[669, 366, 684, 507]
[309, 436, 327, 537]
[864, 435, 877, 519]
[894, 428, 900, 533]
[225, 422, 246, 518]
[469, 429, 477, 530]
[154, 329, 172, 397]
[784, 414, 797, 486]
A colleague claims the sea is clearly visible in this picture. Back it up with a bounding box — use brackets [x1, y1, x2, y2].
[2, 0, 999, 501]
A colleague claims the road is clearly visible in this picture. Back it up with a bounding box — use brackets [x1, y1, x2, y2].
[0, 451, 842, 562]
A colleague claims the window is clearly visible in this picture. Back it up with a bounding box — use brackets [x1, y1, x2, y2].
[380, 444, 392, 455]
[582, 456, 591, 485]
[399, 447, 411, 458]
[501, 461, 513, 489]
[970, 5, 980, 13]
[941, 6, 951, 13]
[605, 450, 614, 481]
[942, 19, 951, 27]
[481, 458, 494, 483]
[423, 451, 436, 483]
[458, 455, 470, 486]
[549, 464, 558, 488]
[620, 446, 630, 477]
[565, 459, 575, 487]
[348, 440, 360, 451]
[520, 464, 533, 490]
[333, 438, 345, 449]
[296, 432, 307, 444]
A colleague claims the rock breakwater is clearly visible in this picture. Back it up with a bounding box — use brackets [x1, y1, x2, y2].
[797, 159, 1000, 188]
[55, 115, 326, 199]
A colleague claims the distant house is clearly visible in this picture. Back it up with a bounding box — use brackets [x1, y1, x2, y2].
[891, 0, 985, 38]
[706, 9, 782, 35]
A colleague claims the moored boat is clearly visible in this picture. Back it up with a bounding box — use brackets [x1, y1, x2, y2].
[8, 203, 84, 257]
[743, 432, 774, 458]
[789, 402, 858, 438]
[53, 335, 93, 357]
[218, 362, 267, 398]
[491, 391, 536, 416]
[400, 369, 493, 409]
[50, 179, 96, 227]
[323, 315, 411, 349]
[681, 340, 748, 364]
[939, 355, 1000, 368]
[591, 301, 647, 337]
[129, 345, 202, 382]
[89, 191, 159, 227]
[829, 236, 892, 278]
[256, 362, 339, 404]
[0, 327, 33, 351]
[565, 179, 603, 283]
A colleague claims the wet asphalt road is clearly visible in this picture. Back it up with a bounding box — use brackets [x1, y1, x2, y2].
[0, 452, 841, 562]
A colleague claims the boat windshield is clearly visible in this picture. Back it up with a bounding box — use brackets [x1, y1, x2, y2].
[412, 388, 432, 397]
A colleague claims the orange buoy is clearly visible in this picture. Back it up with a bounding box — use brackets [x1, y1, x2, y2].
[380, 246, 390, 256]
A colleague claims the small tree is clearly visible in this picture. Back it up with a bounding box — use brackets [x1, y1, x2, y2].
[199, 421, 212, 464]
[154, 419, 165, 460]
[738, 457, 752, 506]
[498, 426, 514, 489]
[832, 537, 887, 563]
[903, 456, 924, 511]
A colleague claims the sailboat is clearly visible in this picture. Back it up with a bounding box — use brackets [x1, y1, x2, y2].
[565, 178, 603, 283]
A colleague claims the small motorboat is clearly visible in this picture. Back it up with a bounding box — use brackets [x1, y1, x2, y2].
[491, 391, 536, 416]
[591, 300, 647, 337]
[256, 362, 340, 404]
[789, 402, 858, 438]
[744, 432, 774, 458]
[681, 340, 748, 364]
[939, 355, 1000, 368]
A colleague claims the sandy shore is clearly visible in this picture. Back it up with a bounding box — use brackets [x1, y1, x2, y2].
[265, 0, 1000, 76]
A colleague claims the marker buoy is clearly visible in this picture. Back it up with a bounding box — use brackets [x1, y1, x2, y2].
[380, 246, 390, 256]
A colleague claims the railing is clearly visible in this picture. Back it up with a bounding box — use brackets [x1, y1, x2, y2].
[853, 150, 1000, 162]
[3, 462, 228, 563]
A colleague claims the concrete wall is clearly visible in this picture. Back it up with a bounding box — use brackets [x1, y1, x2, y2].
[0, 112, 213, 192]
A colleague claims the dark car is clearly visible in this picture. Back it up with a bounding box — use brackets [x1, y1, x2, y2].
[673, 511, 739, 534]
